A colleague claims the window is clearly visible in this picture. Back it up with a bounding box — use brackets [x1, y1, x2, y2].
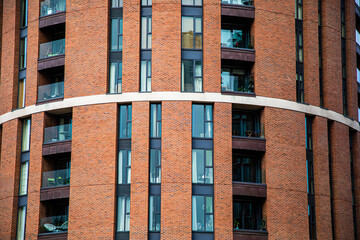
[20, 0, 28, 28]
[232, 110, 261, 137]
[192, 195, 214, 232]
[21, 118, 31, 152]
[306, 159, 315, 194]
[17, 78, 26, 109]
[111, 18, 123, 51]
[221, 0, 253, 6]
[233, 198, 262, 230]
[149, 195, 161, 232]
[119, 105, 132, 139]
[16, 206, 26, 240]
[182, 60, 202, 92]
[295, 0, 303, 20]
[117, 196, 130, 231]
[141, 17, 152, 50]
[221, 27, 251, 49]
[19, 162, 29, 196]
[150, 149, 161, 184]
[19, 37, 27, 69]
[150, 103, 161, 138]
[109, 61, 122, 93]
[118, 150, 131, 184]
[341, 8, 345, 38]
[112, 0, 123, 8]
[182, 17, 202, 49]
[305, 117, 312, 150]
[141, 0, 152, 6]
[296, 72, 304, 103]
[192, 104, 213, 138]
[233, 155, 261, 183]
[221, 67, 253, 93]
[182, 0, 202, 6]
[192, 149, 213, 184]
[140, 60, 151, 92]
[296, 30, 303, 63]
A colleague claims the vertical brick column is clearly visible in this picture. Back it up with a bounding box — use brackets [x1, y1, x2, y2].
[0, 0, 19, 114]
[330, 122, 354, 239]
[322, 0, 342, 113]
[24, 1, 39, 106]
[354, 131, 360, 238]
[263, 108, 308, 239]
[0, 119, 21, 240]
[65, 0, 109, 98]
[254, 0, 295, 101]
[26, 112, 45, 239]
[152, 0, 181, 92]
[312, 116, 332, 239]
[203, 0, 221, 93]
[161, 101, 192, 239]
[122, 0, 140, 93]
[68, 103, 117, 239]
[303, 0, 320, 106]
[130, 101, 150, 239]
[213, 102, 232, 239]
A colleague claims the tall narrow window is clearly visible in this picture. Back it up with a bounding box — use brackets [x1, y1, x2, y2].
[118, 150, 131, 184]
[141, 17, 152, 50]
[140, 60, 151, 92]
[192, 149, 213, 184]
[182, 16, 202, 49]
[112, 0, 123, 8]
[20, 0, 28, 28]
[233, 155, 261, 183]
[149, 195, 161, 232]
[182, 60, 202, 92]
[192, 104, 213, 138]
[150, 149, 161, 183]
[19, 162, 29, 196]
[16, 206, 27, 240]
[19, 37, 27, 69]
[109, 61, 122, 93]
[142, 0, 152, 6]
[192, 195, 214, 232]
[296, 72, 304, 103]
[111, 18, 123, 51]
[17, 78, 26, 109]
[150, 103, 161, 138]
[296, 30, 303, 63]
[117, 196, 130, 231]
[182, 0, 202, 6]
[295, 0, 303, 20]
[296, 0, 304, 103]
[21, 118, 31, 152]
[119, 105, 132, 139]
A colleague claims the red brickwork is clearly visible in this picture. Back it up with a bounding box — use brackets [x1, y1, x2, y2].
[353, 131, 360, 238]
[68, 104, 117, 239]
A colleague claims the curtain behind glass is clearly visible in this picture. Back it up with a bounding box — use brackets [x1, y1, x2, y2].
[16, 206, 26, 240]
[19, 162, 29, 196]
[117, 196, 125, 231]
[21, 118, 30, 151]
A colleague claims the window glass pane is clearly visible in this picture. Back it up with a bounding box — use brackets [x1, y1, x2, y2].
[182, 0, 193, 5]
[192, 105, 205, 137]
[117, 196, 125, 231]
[194, 77, 202, 92]
[20, 37, 27, 69]
[205, 168, 213, 184]
[109, 63, 116, 93]
[192, 149, 204, 183]
[17, 79, 26, 109]
[118, 150, 125, 184]
[205, 105, 212, 122]
[119, 106, 127, 138]
[16, 206, 26, 240]
[182, 17, 194, 49]
[195, 0, 202, 6]
[150, 105, 156, 138]
[205, 122, 212, 138]
[141, 17, 147, 49]
[148, 34, 152, 49]
[192, 196, 205, 231]
[206, 215, 214, 231]
[195, 61, 202, 77]
[195, 18, 202, 33]
[127, 151, 131, 184]
[111, 19, 118, 51]
[21, 118, 30, 152]
[20, 0, 28, 28]
[19, 162, 29, 195]
[141, 61, 147, 91]
[182, 60, 194, 92]
[206, 197, 213, 213]
[205, 150, 212, 166]
[149, 195, 155, 230]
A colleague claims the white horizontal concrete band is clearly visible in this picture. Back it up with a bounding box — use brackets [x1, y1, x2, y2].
[1, 92, 359, 131]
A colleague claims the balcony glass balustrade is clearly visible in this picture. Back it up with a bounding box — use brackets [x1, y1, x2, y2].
[44, 124, 72, 144]
[221, 68, 253, 93]
[232, 111, 264, 138]
[39, 39, 65, 59]
[233, 156, 264, 184]
[221, 0, 253, 6]
[221, 29, 252, 49]
[38, 82, 64, 102]
[39, 215, 68, 233]
[42, 169, 70, 188]
[40, 0, 66, 17]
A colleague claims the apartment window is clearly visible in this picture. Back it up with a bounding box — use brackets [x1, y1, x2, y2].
[182, 0, 202, 6]
[140, 60, 151, 92]
[182, 17, 202, 49]
[19, 162, 29, 196]
[305, 117, 313, 150]
[296, 30, 303, 63]
[192, 104, 213, 138]
[16, 206, 27, 240]
[233, 198, 262, 230]
[221, 27, 251, 49]
[221, 67, 253, 93]
[20, 0, 28, 28]
[21, 118, 31, 152]
[119, 105, 132, 139]
[192, 195, 214, 232]
[117, 196, 130, 231]
[150, 149, 161, 184]
[295, 0, 303, 20]
[306, 159, 315, 194]
[112, 0, 123, 8]
[17, 78, 26, 109]
[296, 72, 304, 103]
[111, 18, 123, 51]
[109, 61, 122, 93]
[192, 149, 213, 184]
[341, 8, 345, 38]
[19, 37, 27, 69]
[233, 155, 261, 183]
[150, 103, 161, 138]
[118, 150, 131, 184]
[141, 0, 152, 6]
[141, 17, 152, 50]
[182, 60, 202, 92]
[149, 195, 161, 232]
[232, 110, 261, 137]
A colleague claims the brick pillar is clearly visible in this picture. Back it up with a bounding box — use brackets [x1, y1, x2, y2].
[161, 101, 192, 239]
[68, 103, 117, 239]
[213, 102, 232, 239]
[130, 101, 150, 239]
[354, 131, 360, 238]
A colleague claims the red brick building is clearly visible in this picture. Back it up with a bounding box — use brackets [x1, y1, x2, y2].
[0, 0, 359, 239]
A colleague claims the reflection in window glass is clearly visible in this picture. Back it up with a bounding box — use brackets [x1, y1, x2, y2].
[111, 18, 123, 51]
[112, 0, 123, 8]
[19, 162, 29, 196]
[16, 206, 26, 240]
[140, 60, 151, 92]
[192, 149, 213, 184]
[119, 105, 132, 138]
[118, 150, 131, 184]
[192, 195, 214, 232]
[21, 118, 31, 152]
[150, 104, 161, 138]
[109, 62, 122, 93]
[149, 195, 161, 231]
[182, 17, 202, 49]
[182, 60, 202, 92]
[20, 37, 27, 69]
[150, 149, 161, 183]
[192, 104, 213, 138]
[117, 196, 130, 231]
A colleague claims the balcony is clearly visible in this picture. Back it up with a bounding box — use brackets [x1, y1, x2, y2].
[44, 124, 72, 144]
[222, 0, 254, 19]
[39, 215, 68, 234]
[221, 29, 255, 62]
[38, 82, 64, 103]
[42, 169, 70, 188]
[38, 39, 65, 70]
[39, 0, 66, 28]
[221, 68, 254, 94]
[222, 0, 253, 6]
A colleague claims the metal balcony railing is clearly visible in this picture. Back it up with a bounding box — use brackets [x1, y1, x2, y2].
[221, 0, 253, 6]
[38, 82, 64, 102]
[39, 215, 68, 233]
[44, 124, 72, 144]
[42, 169, 70, 188]
[39, 39, 65, 59]
[221, 74, 254, 93]
[40, 0, 66, 17]
[221, 29, 252, 49]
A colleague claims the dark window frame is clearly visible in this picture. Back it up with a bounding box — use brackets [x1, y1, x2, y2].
[233, 197, 263, 230]
[140, 59, 152, 92]
[150, 148, 161, 184]
[192, 194, 214, 232]
[149, 194, 161, 232]
[182, 59, 203, 92]
[111, 18, 123, 52]
[111, 0, 123, 8]
[141, 16, 152, 50]
[192, 148, 213, 184]
[181, 16, 203, 50]
[192, 104, 213, 139]
[119, 105, 132, 139]
[109, 61, 122, 94]
[150, 103, 161, 138]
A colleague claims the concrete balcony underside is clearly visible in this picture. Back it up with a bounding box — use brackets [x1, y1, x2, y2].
[222, 47, 255, 62]
[40, 185, 70, 201]
[232, 136, 266, 152]
[233, 230, 268, 240]
[39, 12, 66, 29]
[233, 182, 267, 198]
[43, 140, 71, 156]
[38, 55, 65, 71]
[221, 4, 255, 19]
